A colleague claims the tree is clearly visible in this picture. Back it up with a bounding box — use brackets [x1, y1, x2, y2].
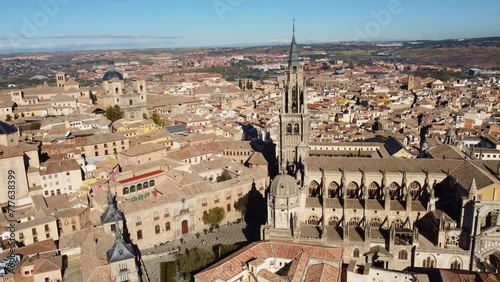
[216, 170, 232, 182]
[142, 113, 148, 120]
[5, 114, 12, 121]
[89, 92, 97, 104]
[246, 80, 251, 89]
[248, 81, 253, 89]
[29, 122, 41, 130]
[105, 105, 124, 122]
[234, 194, 249, 217]
[176, 247, 214, 281]
[202, 207, 225, 227]
[238, 78, 242, 89]
[218, 243, 239, 258]
[150, 113, 166, 126]
[21, 113, 25, 118]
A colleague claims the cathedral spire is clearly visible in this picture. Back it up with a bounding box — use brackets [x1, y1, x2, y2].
[288, 18, 299, 68]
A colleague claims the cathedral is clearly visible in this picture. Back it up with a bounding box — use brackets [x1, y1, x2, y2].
[263, 25, 500, 273]
[96, 60, 148, 119]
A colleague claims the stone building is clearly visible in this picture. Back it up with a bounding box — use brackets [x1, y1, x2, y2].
[262, 27, 500, 273]
[96, 60, 148, 119]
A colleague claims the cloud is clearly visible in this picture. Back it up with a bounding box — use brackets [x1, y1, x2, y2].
[0, 34, 182, 40]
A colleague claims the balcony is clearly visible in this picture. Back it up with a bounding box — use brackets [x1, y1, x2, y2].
[214, 200, 220, 204]
[180, 208, 189, 215]
[153, 216, 160, 221]
[136, 222, 142, 226]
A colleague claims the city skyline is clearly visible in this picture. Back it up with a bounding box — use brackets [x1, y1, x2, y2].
[1, 0, 500, 54]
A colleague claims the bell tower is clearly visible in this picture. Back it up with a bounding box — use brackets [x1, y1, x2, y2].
[279, 19, 309, 174]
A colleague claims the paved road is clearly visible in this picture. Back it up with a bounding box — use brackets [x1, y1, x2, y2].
[141, 222, 250, 282]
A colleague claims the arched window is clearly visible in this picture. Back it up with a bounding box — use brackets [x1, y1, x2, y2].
[137, 183, 142, 191]
[129, 99, 133, 106]
[446, 235, 459, 246]
[294, 123, 299, 134]
[165, 222, 171, 231]
[409, 181, 421, 199]
[328, 182, 339, 198]
[389, 182, 399, 199]
[307, 215, 319, 225]
[392, 218, 404, 229]
[348, 217, 360, 228]
[368, 182, 379, 199]
[286, 123, 292, 134]
[123, 187, 129, 195]
[155, 225, 160, 234]
[347, 182, 358, 198]
[398, 250, 408, 260]
[130, 185, 136, 193]
[370, 218, 382, 228]
[481, 209, 499, 230]
[144, 181, 149, 188]
[329, 216, 339, 227]
[140, 85, 143, 92]
[423, 257, 435, 268]
[149, 180, 155, 187]
[309, 181, 320, 197]
[450, 258, 461, 270]
[353, 248, 360, 258]
[115, 87, 119, 94]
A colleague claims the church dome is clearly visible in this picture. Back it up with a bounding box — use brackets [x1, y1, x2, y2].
[270, 174, 299, 198]
[103, 60, 123, 81]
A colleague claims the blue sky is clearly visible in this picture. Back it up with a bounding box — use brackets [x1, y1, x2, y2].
[1, 0, 499, 53]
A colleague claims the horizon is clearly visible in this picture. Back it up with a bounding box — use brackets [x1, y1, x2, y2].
[2, 0, 500, 55]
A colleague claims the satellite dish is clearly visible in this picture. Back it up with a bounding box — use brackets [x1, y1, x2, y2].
[65, 131, 71, 138]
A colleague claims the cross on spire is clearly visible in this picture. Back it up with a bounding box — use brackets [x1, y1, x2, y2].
[293, 18, 296, 34]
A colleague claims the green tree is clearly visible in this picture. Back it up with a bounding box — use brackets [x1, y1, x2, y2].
[89, 92, 97, 104]
[216, 170, 232, 183]
[248, 81, 253, 89]
[234, 194, 249, 217]
[5, 114, 12, 121]
[176, 247, 214, 281]
[29, 122, 41, 130]
[238, 78, 242, 89]
[218, 244, 239, 258]
[14, 113, 19, 119]
[105, 105, 124, 122]
[142, 113, 148, 120]
[202, 207, 225, 227]
[150, 113, 166, 126]
[246, 80, 250, 89]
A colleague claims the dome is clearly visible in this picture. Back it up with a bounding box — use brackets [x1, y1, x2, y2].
[103, 60, 123, 81]
[270, 174, 299, 198]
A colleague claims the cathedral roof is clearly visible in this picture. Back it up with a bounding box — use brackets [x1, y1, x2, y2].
[103, 60, 123, 81]
[270, 174, 299, 197]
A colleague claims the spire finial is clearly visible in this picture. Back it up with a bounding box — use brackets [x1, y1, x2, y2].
[293, 18, 295, 34]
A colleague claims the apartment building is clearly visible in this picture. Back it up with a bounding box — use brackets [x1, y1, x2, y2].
[40, 159, 83, 196]
[76, 133, 130, 158]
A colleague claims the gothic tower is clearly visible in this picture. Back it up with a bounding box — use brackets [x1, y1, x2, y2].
[279, 20, 309, 174]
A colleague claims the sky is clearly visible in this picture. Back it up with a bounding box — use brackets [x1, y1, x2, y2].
[1, 0, 499, 54]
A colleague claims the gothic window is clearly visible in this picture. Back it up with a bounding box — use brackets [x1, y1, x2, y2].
[398, 250, 408, 260]
[328, 182, 339, 198]
[353, 248, 360, 258]
[347, 182, 358, 198]
[368, 182, 379, 199]
[370, 217, 382, 228]
[450, 258, 461, 270]
[423, 257, 435, 268]
[392, 218, 404, 229]
[348, 217, 360, 228]
[409, 181, 421, 199]
[329, 216, 339, 227]
[389, 182, 399, 199]
[286, 123, 292, 134]
[481, 209, 499, 230]
[309, 181, 320, 197]
[307, 215, 319, 225]
[446, 235, 459, 247]
[294, 123, 299, 134]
